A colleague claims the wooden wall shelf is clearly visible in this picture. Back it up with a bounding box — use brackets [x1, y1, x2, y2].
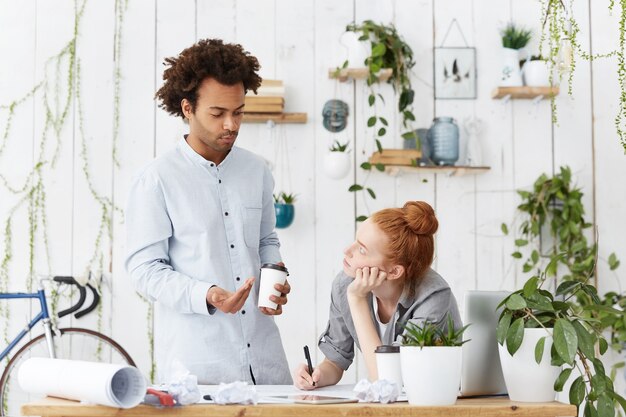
[382, 165, 491, 177]
[328, 67, 393, 82]
[491, 86, 559, 100]
[243, 113, 307, 124]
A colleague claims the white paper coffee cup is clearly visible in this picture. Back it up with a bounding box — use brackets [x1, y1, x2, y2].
[375, 345, 403, 389]
[258, 263, 288, 309]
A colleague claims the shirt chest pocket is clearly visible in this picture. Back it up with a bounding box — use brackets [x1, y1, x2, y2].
[243, 207, 262, 248]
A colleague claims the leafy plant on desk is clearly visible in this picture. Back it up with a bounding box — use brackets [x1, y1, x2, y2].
[496, 269, 626, 417]
[402, 314, 470, 348]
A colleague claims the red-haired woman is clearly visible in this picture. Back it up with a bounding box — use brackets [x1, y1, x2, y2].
[293, 201, 462, 389]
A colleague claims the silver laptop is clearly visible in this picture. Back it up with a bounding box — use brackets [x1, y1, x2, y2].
[459, 290, 510, 397]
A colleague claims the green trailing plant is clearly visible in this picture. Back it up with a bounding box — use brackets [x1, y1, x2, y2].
[502, 166, 625, 414]
[496, 271, 626, 417]
[273, 192, 296, 205]
[339, 20, 416, 222]
[501, 23, 533, 50]
[329, 140, 349, 152]
[539, 0, 626, 150]
[402, 314, 470, 348]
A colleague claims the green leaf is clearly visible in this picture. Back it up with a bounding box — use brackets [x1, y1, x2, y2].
[506, 294, 527, 310]
[535, 336, 546, 364]
[569, 376, 585, 407]
[515, 239, 529, 247]
[584, 401, 599, 417]
[608, 252, 620, 270]
[506, 318, 525, 355]
[556, 280, 580, 296]
[368, 94, 375, 106]
[360, 162, 372, 170]
[523, 276, 539, 298]
[356, 215, 367, 222]
[379, 117, 388, 126]
[375, 163, 385, 172]
[597, 393, 614, 417]
[554, 367, 573, 392]
[367, 116, 377, 127]
[599, 337, 609, 355]
[501, 223, 509, 235]
[371, 42, 386, 57]
[572, 320, 595, 360]
[554, 318, 578, 364]
[375, 139, 383, 153]
[366, 188, 376, 199]
[497, 311, 512, 345]
[512, 251, 523, 259]
[348, 184, 363, 192]
[608, 391, 626, 416]
[378, 127, 387, 137]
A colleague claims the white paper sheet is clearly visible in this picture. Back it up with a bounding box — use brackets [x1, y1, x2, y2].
[18, 358, 147, 408]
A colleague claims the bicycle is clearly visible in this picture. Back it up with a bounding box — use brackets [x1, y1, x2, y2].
[0, 276, 135, 417]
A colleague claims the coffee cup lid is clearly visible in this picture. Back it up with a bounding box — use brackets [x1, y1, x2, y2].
[375, 345, 400, 353]
[261, 263, 289, 273]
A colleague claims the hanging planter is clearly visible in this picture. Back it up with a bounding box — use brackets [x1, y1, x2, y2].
[323, 140, 351, 180]
[274, 192, 296, 229]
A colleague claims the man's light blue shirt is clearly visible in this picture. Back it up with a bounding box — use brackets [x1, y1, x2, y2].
[125, 137, 292, 384]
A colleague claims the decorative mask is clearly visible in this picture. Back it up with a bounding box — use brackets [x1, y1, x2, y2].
[322, 99, 349, 133]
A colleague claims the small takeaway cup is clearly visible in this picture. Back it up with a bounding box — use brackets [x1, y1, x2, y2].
[257, 263, 289, 310]
[375, 345, 403, 389]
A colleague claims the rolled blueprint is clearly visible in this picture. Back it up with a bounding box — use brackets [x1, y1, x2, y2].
[18, 357, 147, 408]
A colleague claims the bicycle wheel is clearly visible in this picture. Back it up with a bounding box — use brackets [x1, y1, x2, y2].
[0, 327, 135, 417]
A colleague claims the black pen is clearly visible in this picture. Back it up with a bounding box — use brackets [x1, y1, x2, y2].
[303, 345, 315, 386]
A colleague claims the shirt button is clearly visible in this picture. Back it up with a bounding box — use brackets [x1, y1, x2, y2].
[210, 163, 214, 167]
[219, 179, 222, 183]
[241, 310, 246, 315]
[230, 244, 234, 249]
[236, 277, 240, 281]
[247, 343, 251, 348]
[225, 212, 229, 216]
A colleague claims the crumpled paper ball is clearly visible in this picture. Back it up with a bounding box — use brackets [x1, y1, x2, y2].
[213, 381, 258, 405]
[166, 360, 202, 405]
[353, 378, 400, 404]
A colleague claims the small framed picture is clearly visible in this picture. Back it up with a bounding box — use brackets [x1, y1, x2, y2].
[434, 47, 477, 99]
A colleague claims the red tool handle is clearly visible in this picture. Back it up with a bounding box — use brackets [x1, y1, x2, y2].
[146, 388, 176, 407]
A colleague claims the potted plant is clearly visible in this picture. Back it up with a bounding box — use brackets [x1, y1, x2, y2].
[273, 192, 296, 229]
[522, 55, 552, 87]
[338, 20, 416, 221]
[496, 271, 626, 416]
[400, 314, 470, 406]
[323, 140, 351, 180]
[499, 23, 532, 87]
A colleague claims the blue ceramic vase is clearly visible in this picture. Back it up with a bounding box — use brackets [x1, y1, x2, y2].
[428, 117, 459, 166]
[275, 203, 295, 229]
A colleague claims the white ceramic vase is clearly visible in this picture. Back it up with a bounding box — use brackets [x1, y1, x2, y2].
[500, 47, 523, 87]
[498, 328, 561, 402]
[522, 60, 551, 87]
[400, 346, 462, 406]
[323, 152, 351, 179]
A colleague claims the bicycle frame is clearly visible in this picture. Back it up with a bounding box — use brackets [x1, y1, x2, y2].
[0, 287, 56, 361]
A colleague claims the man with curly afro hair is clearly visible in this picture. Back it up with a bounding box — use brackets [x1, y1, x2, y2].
[125, 39, 292, 385]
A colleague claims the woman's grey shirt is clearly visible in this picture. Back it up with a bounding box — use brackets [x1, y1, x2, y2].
[318, 268, 462, 370]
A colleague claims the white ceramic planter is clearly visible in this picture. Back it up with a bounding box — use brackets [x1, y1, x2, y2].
[323, 152, 351, 179]
[500, 47, 523, 87]
[522, 60, 551, 87]
[498, 328, 561, 402]
[400, 346, 462, 406]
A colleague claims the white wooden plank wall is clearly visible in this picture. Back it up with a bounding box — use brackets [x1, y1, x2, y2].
[0, 0, 624, 387]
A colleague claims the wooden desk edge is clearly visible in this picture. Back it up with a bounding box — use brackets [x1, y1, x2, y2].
[22, 396, 577, 417]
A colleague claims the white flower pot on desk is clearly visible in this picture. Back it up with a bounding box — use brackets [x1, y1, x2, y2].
[400, 346, 462, 405]
[498, 328, 561, 402]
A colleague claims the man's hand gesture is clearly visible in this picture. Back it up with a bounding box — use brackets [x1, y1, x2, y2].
[206, 278, 254, 314]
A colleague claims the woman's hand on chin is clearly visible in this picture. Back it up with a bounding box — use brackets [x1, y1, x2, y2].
[347, 266, 387, 299]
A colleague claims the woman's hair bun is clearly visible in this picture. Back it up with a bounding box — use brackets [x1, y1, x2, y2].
[402, 201, 438, 236]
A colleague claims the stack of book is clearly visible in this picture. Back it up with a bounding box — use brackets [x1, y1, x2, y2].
[369, 149, 422, 166]
[245, 79, 285, 114]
